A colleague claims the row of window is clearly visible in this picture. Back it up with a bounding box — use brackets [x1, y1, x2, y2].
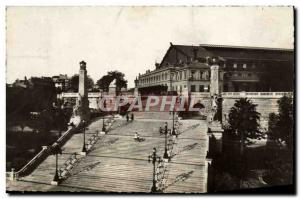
[139, 72, 169, 85]
[190, 85, 210, 92]
[224, 63, 256, 69]
[139, 69, 210, 85]
[171, 84, 210, 92]
[226, 72, 254, 78]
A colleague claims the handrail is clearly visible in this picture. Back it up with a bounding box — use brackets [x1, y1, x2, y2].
[14, 146, 49, 178]
[10, 126, 76, 179]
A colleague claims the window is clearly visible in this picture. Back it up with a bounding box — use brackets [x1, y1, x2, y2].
[191, 85, 196, 92]
[204, 85, 209, 92]
[243, 64, 247, 69]
[248, 73, 252, 77]
[184, 71, 187, 79]
[200, 71, 204, 79]
[233, 63, 237, 68]
[199, 85, 204, 92]
[191, 70, 196, 79]
[238, 73, 242, 77]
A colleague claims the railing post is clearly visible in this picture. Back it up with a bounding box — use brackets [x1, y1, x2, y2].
[10, 168, 15, 181]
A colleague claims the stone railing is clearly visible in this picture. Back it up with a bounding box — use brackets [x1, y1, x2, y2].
[58, 92, 102, 99]
[190, 92, 210, 98]
[222, 92, 293, 99]
[7, 146, 50, 180]
[7, 126, 77, 180]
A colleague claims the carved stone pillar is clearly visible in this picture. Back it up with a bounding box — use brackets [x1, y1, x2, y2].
[210, 63, 220, 96]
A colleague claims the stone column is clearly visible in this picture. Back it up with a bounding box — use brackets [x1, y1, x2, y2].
[210, 63, 220, 96]
[134, 78, 139, 97]
[79, 61, 87, 98]
[74, 61, 90, 121]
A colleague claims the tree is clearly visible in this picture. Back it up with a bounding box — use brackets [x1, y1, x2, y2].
[69, 74, 94, 92]
[96, 71, 127, 92]
[226, 98, 264, 188]
[228, 98, 263, 153]
[268, 95, 293, 149]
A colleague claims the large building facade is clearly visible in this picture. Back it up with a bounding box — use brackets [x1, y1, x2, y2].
[136, 43, 294, 94]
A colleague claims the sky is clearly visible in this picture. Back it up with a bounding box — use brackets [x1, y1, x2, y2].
[6, 6, 294, 88]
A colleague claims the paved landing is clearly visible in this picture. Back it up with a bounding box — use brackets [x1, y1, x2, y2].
[7, 116, 208, 193]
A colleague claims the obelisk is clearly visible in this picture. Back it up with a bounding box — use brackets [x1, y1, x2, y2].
[210, 58, 220, 96]
[76, 60, 90, 121]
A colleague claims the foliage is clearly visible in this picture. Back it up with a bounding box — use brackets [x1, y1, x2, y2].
[6, 80, 56, 123]
[228, 98, 264, 145]
[264, 147, 293, 186]
[69, 74, 94, 92]
[96, 71, 127, 92]
[268, 95, 293, 149]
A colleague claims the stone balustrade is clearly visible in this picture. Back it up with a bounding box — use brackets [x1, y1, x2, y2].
[222, 92, 293, 99]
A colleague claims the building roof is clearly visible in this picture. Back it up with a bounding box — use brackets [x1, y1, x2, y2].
[199, 44, 293, 51]
[160, 43, 294, 67]
[199, 44, 294, 62]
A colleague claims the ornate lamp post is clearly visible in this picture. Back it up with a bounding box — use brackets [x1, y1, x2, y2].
[102, 116, 106, 132]
[169, 70, 177, 137]
[148, 147, 161, 193]
[81, 120, 86, 155]
[163, 122, 170, 160]
[171, 110, 176, 136]
[51, 142, 62, 185]
[100, 91, 106, 133]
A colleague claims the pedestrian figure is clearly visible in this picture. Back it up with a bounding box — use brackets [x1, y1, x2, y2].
[134, 132, 141, 142]
[159, 127, 163, 135]
[126, 113, 129, 122]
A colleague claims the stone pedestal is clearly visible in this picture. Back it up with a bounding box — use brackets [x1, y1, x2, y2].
[10, 168, 15, 181]
[134, 87, 139, 97]
[109, 79, 117, 96]
[51, 181, 59, 186]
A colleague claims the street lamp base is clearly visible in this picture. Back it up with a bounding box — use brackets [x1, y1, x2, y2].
[51, 180, 59, 186]
[80, 151, 87, 156]
[171, 129, 176, 136]
[163, 149, 170, 160]
[151, 185, 157, 193]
